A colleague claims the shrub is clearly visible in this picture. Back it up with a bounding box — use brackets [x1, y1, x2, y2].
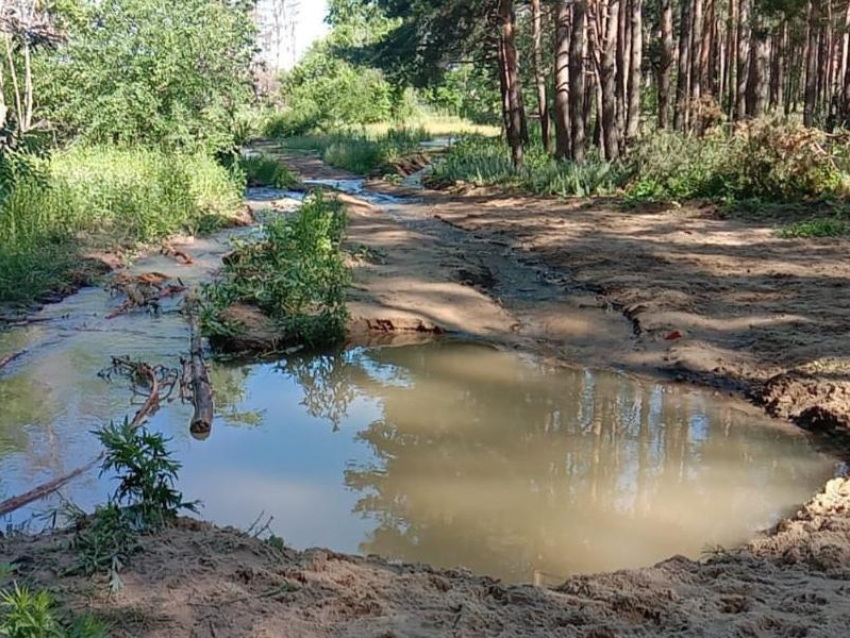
[240, 154, 299, 189]
[0, 584, 108, 638]
[202, 193, 350, 347]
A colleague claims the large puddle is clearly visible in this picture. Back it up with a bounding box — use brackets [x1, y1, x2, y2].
[0, 183, 840, 583]
[0, 330, 838, 583]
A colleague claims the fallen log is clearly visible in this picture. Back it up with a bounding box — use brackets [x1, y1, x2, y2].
[185, 302, 214, 440]
[0, 453, 103, 518]
[106, 284, 187, 320]
[0, 349, 26, 372]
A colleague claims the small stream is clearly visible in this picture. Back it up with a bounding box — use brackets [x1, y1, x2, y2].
[0, 181, 840, 584]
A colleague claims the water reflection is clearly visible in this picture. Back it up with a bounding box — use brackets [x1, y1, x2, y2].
[0, 339, 837, 583]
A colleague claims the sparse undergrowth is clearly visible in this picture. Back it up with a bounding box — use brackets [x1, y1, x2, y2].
[0, 146, 245, 305]
[201, 193, 350, 350]
[0, 583, 109, 638]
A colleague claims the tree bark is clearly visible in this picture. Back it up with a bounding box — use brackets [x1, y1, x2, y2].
[531, 0, 550, 151]
[625, 0, 642, 143]
[570, 0, 588, 161]
[553, 0, 571, 158]
[746, 19, 768, 118]
[735, 0, 750, 120]
[674, 0, 691, 130]
[601, 0, 621, 159]
[658, 0, 673, 129]
[804, 1, 819, 126]
[498, 0, 525, 167]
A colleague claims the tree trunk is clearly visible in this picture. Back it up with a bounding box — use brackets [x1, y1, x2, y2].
[601, 0, 621, 159]
[570, 0, 588, 161]
[735, 0, 750, 120]
[658, 0, 673, 129]
[625, 0, 642, 143]
[674, 0, 691, 130]
[531, 0, 550, 151]
[746, 20, 768, 118]
[553, 0, 571, 158]
[498, 0, 524, 167]
[690, 0, 703, 105]
[804, 1, 819, 126]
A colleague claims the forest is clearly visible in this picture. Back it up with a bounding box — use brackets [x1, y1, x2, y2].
[0, 1, 849, 637]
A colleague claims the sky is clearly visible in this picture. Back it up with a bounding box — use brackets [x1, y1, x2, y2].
[295, 0, 330, 59]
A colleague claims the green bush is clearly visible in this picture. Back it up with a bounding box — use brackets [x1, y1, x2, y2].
[0, 146, 244, 304]
[0, 584, 108, 638]
[240, 154, 299, 189]
[202, 193, 350, 347]
[39, 0, 255, 154]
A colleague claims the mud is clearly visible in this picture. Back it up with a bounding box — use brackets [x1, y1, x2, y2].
[1, 477, 848, 637]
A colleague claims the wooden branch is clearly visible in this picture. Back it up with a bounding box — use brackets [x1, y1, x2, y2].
[106, 284, 187, 320]
[0, 349, 25, 372]
[186, 305, 214, 439]
[0, 453, 103, 518]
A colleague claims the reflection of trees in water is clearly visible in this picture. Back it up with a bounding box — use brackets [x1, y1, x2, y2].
[210, 364, 265, 427]
[340, 342, 828, 582]
[276, 349, 361, 431]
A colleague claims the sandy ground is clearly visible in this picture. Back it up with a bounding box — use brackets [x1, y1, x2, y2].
[2, 151, 850, 636]
[1, 477, 849, 637]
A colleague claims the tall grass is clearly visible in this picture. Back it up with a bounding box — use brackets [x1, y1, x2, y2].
[431, 136, 624, 197]
[280, 128, 430, 175]
[0, 146, 244, 304]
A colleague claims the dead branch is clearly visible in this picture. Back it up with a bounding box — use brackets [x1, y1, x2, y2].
[100, 357, 179, 427]
[0, 453, 103, 518]
[0, 348, 25, 371]
[105, 284, 187, 320]
[183, 299, 214, 440]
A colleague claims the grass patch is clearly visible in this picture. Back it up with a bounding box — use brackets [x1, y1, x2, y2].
[780, 216, 850, 238]
[240, 154, 299, 189]
[202, 193, 350, 348]
[277, 128, 430, 175]
[431, 136, 624, 197]
[0, 146, 244, 305]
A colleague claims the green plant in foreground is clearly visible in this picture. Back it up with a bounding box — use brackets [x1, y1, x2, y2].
[202, 193, 350, 349]
[95, 420, 195, 530]
[0, 583, 109, 638]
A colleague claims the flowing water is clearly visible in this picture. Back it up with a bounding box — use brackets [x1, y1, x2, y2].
[0, 184, 840, 584]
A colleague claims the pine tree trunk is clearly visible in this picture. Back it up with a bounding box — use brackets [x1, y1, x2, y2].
[553, 0, 571, 158]
[626, 0, 642, 143]
[746, 19, 768, 118]
[735, 0, 750, 120]
[499, 0, 525, 167]
[570, 0, 588, 161]
[804, 1, 819, 126]
[657, 0, 674, 129]
[531, 0, 550, 151]
[601, 0, 622, 159]
[674, 0, 691, 130]
[690, 0, 704, 106]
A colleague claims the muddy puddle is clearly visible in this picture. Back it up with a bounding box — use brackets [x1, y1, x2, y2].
[0, 332, 838, 583]
[0, 179, 841, 585]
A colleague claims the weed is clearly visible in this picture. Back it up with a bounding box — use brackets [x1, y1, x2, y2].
[240, 154, 299, 189]
[70, 503, 139, 586]
[95, 419, 196, 530]
[0, 583, 109, 638]
[779, 216, 850, 238]
[202, 193, 350, 348]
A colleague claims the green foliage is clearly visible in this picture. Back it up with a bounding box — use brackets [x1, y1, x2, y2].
[240, 155, 299, 189]
[780, 216, 850, 238]
[203, 194, 350, 348]
[70, 502, 139, 581]
[626, 124, 850, 203]
[280, 129, 429, 175]
[95, 420, 194, 530]
[38, 0, 255, 154]
[431, 136, 624, 197]
[0, 583, 109, 638]
[0, 584, 59, 638]
[0, 146, 244, 304]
